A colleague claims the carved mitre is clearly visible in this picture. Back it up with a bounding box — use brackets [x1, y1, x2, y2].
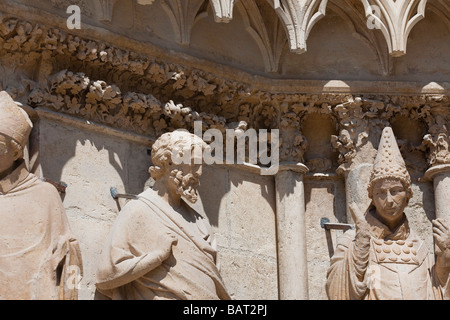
[0, 91, 33, 149]
[367, 127, 412, 198]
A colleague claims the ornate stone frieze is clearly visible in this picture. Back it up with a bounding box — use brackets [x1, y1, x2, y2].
[27, 70, 228, 137]
[330, 94, 447, 175]
[420, 98, 450, 167]
[1, 15, 449, 174]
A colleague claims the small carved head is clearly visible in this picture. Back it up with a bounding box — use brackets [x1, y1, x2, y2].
[367, 127, 413, 228]
[0, 91, 33, 176]
[149, 130, 207, 203]
[370, 177, 411, 228]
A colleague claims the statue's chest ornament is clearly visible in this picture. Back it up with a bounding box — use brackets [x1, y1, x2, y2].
[372, 239, 422, 265]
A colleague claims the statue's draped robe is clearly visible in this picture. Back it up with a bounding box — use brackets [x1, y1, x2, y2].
[96, 188, 230, 300]
[0, 162, 83, 300]
[326, 207, 447, 300]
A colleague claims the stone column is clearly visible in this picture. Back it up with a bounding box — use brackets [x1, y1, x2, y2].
[424, 164, 450, 220]
[275, 162, 309, 300]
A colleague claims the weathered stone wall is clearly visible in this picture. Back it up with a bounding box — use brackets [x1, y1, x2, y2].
[34, 111, 279, 300]
[1, 0, 450, 300]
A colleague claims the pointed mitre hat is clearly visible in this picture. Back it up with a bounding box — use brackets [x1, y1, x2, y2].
[367, 127, 412, 199]
[0, 91, 33, 149]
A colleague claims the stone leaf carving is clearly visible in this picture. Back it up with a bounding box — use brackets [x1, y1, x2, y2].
[360, 0, 428, 57]
[331, 97, 371, 171]
[27, 70, 228, 137]
[2, 16, 450, 174]
[421, 103, 450, 167]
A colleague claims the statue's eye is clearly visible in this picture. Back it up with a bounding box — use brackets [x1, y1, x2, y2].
[390, 188, 403, 195]
[374, 190, 386, 197]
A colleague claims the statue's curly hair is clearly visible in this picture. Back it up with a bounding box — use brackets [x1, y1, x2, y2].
[149, 130, 207, 181]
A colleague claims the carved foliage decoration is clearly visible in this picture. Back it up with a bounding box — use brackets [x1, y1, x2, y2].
[27, 70, 228, 137]
[330, 94, 444, 173]
[420, 97, 450, 167]
[360, 0, 428, 57]
[1, 16, 450, 173]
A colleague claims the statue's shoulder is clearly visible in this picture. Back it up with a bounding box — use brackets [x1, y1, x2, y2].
[336, 228, 356, 248]
[119, 189, 161, 217]
[27, 174, 62, 200]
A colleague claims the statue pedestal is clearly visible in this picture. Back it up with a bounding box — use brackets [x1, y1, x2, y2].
[275, 162, 309, 300]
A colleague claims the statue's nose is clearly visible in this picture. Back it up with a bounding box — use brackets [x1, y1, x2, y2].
[386, 192, 394, 205]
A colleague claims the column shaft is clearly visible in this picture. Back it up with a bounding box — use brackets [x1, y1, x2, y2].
[275, 167, 308, 300]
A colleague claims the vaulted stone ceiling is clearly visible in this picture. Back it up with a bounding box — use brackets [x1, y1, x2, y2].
[85, 0, 450, 77]
[131, 0, 438, 56]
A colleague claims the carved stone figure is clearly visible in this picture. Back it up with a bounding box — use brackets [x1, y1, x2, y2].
[326, 127, 450, 300]
[96, 130, 231, 300]
[0, 91, 83, 300]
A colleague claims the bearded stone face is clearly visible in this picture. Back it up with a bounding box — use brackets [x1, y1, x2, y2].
[169, 165, 202, 204]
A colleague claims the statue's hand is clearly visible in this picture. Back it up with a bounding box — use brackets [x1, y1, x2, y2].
[349, 202, 371, 281]
[349, 202, 371, 238]
[156, 232, 178, 262]
[433, 218, 450, 260]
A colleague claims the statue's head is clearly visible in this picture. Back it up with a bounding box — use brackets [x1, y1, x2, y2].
[149, 130, 207, 204]
[367, 127, 412, 226]
[0, 91, 33, 176]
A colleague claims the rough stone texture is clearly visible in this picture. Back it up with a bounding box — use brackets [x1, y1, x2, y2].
[305, 179, 347, 300]
[192, 166, 278, 300]
[37, 117, 153, 299]
[1, 0, 450, 300]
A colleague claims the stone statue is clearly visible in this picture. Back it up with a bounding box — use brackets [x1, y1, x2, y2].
[326, 127, 450, 300]
[96, 130, 231, 300]
[0, 91, 83, 300]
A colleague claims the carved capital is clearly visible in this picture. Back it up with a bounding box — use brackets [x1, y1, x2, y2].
[279, 104, 308, 163]
[421, 105, 450, 167]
